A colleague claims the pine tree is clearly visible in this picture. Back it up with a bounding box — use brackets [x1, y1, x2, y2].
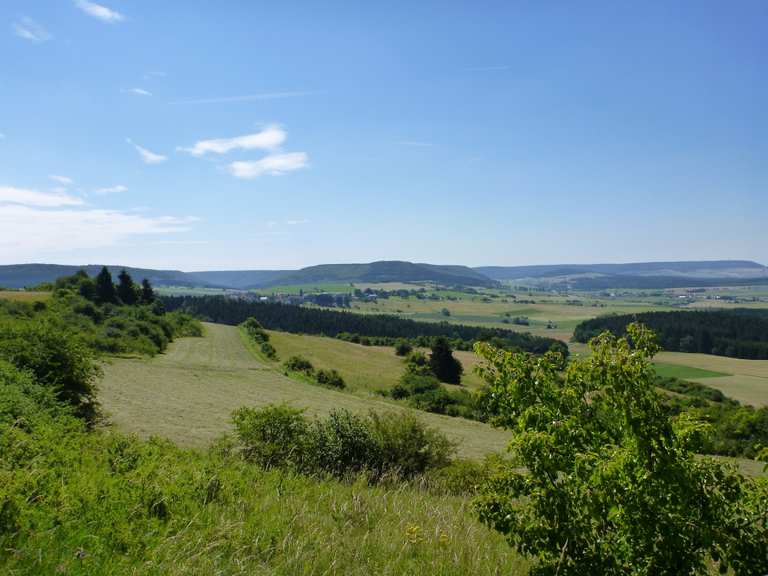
[94, 266, 117, 305]
[116, 269, 137, 305]
[140, 278, 155, 304]
[428, 337, 463, 384]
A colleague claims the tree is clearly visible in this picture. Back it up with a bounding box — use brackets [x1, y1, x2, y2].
[140, 278, 155, 304]
[94, 266, 117, 305]
[394, 339, 413, 356]
[429, 337, 463, 384]
[116, 269, 137, 305]
[474, 323, 768, 575]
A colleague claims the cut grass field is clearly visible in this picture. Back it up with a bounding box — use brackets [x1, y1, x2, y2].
[266, 330, 486, 392]
[0, 290, 51, 302]
[99, 323, 510, 459]
[652, 362, 729, 380]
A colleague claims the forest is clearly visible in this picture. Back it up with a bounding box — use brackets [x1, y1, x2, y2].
[161, 294, 568, 355]
[574, 309, 768, 359]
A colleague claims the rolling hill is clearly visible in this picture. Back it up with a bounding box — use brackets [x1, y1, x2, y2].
[261, 261, 497, 288]
[476, 260, 768, 289]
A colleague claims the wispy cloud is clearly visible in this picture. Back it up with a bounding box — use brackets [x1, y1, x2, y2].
[75, 0, 124, 23]
[179, 125, 285, 156]
[0, 186, 83, 208]
[49, 175, 74, 186]
[127, 139, 167, 164]
[286, 219, 310, 225]
[13, 17, 51, 43]
[94, 184, 128, 195]
[169, 91, 321, 105]
[123, 88, 152, 96]
[228, 153, 309, 179]
[0, 133, 5, 140]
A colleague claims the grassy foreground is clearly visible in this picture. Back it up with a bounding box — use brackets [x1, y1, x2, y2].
[100, 323, 510, 459]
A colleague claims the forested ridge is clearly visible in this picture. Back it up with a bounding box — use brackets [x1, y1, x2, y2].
[161, 294, 567, 355]
[574, 309, 768, 359]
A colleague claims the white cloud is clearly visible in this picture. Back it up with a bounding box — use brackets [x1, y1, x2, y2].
[127, 139, 167, 164]
[169, 91, 320, 105]
[0, 205, 195, 259]
[94, 184, 128, 195]
[13, 17, 51, 43]
[0, 185, 195, 260]
[179, 125, 285, 156]
[0, 133, 5, 140]
[228, 152, 309, 179]
[49, 174, 74, 185]
[75, 0, 124, 23]
[123, 88, 152, 96]
[0, 186, 83, 207]
[286, 219, 310, 225]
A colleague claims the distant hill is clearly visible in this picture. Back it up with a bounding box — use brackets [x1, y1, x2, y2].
[0, 260, 496, 290]
[261, 261, 497, 288]
[0, 264, 202, 289]
[475, 260, 768, 289]
[185, 270, 288, 289]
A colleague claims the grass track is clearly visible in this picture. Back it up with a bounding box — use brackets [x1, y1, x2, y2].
[0, 290, 51, 302]
[100, 323, 510, 458]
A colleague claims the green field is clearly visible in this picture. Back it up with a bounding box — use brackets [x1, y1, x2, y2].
[266, 330, 485, 392]
[653, 362, 730, 380]
[99, 323, 510, 459]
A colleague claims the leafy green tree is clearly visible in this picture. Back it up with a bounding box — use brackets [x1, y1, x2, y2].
[116, 269, 137, 305]
[429, 337, 463, 384]
[94, 266, 117, 305]
[474, 323, 768, 575]
[140, 278, 156, 304]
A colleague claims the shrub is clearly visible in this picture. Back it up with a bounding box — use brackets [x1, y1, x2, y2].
[475, 324, 768, 575]
[429, 337, 463, 384]
[231, 404, 308, 468]
[306, 410, 380, 477]
[260, 341, 278, 360]
[394, 339, 413, 356]
[315, 368, 345, 389]
[0, 319, 100, 422]
[284, 355, 314, 375]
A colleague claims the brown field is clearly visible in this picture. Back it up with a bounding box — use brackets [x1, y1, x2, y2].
[0, 290, 51, 302]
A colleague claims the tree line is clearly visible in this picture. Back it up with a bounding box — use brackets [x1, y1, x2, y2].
[574, 309, 768, 359]
[161, 295, 568, 355]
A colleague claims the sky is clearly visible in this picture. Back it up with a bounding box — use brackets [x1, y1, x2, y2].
[1, 0, 766, 271]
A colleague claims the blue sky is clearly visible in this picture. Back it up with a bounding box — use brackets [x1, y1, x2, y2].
[1, 0, 766, 270]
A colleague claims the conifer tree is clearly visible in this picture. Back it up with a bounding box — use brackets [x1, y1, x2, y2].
[94, 266, 117, 305]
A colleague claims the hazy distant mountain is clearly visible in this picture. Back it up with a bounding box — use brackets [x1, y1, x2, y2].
[260, 261, 498, 288]
[3, 260, 765, 291]
[185, 270, 289, 289]
[475, 260, 768, 289]
[0, 264, 202, 289]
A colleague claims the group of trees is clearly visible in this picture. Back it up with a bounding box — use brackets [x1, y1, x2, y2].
[574, 309, 768, 359]
[162, 295, 568, 355]
[56, 267, 155, 306]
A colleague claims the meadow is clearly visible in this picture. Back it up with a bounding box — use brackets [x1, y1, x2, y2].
[99, 323, 510, 459]
[0, 290, 50, 302]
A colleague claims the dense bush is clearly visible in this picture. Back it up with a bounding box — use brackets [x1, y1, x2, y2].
[386, 372, 481, 420]
[475, 324, 768, 574]
[394, 339, 413, 356]
[0, 319, 100, 422]
[284, 355, 315, 374]
[232, 405, 454, 481]
[315, 368, 345, 389]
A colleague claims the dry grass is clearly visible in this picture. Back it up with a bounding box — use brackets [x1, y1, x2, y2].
[0, 290, 51, 302]
[99, 323, 510, 459]
[267, 330, 486, 391]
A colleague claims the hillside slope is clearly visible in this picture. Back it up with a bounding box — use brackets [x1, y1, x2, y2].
[100, 323, 510, 458]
